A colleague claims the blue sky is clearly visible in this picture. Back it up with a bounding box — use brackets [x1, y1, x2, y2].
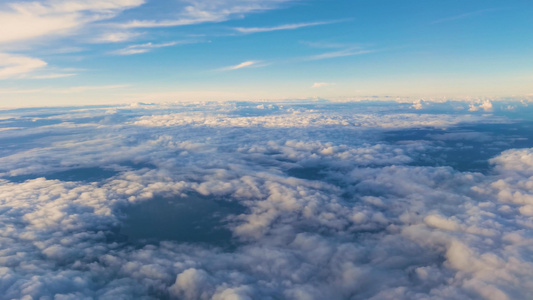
[0, 0, 532, 106]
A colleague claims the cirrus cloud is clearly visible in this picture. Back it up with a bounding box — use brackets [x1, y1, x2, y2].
[0, 0, 145, 45]
[0, 52, 47, 79]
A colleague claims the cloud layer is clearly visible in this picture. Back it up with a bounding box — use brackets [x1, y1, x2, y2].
[1, 101, 533, 299]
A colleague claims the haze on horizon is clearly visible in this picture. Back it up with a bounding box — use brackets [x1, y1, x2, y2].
[0, 0, 532, 107]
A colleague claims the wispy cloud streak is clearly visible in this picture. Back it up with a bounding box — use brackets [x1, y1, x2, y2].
[31, 73, 76, 79]
[0, 0, 145, 45]
[0, 53, 47, 79]
[234, 20, 336, 34]
[111, 41, 187, 55]
[119, 0, 296, 29]
[307, 48, 374, 60]
[218, 60, 265, 71]
[432, 8, 502, 24]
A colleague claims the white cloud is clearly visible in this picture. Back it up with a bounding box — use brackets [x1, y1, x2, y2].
[219, 60, 262, 71]
[490, 148, 533, 175]
[93, 31, 142, 43]
[234, 21, 334, 34]
[311, 82, 335, 88]
[0, 53, 47, 79]
[308, 48, 374, 60]
[411, 99, 424, 109]
[1, 101, 533, 299]
[468, 99, 493, 112]
[119, 0, 294, 29]
[111, 41, 181, 55]
[31, 73, 77, 79]
[0, 0, 145, 45]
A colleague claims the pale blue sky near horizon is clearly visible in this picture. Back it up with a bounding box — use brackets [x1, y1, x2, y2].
[0, 0, 532, 107]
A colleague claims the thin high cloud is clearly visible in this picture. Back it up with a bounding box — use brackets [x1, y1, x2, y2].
[0, 0, 298, 45]
[119, 0, 296, 29]
[234, 20, 337, 34]
[111, 41, 186, 55]
[308, 48, 374, 60]
[300, 41, 375, 61]
[0, 53, 47, 79]
[218, 60, 265, 71]
[92, 31, 143, 43]
[431, 8, 502, 24]
[0, 0, 145, 81]
[31, 73, 77, 79]
[0, 0, 145, 45]
[0, 0, 297, 83]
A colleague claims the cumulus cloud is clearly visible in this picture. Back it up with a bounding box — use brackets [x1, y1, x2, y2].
[311, 82, 335, 88]
[1, 101, 533, 299]
[411, 99, 424, 109]
[131, 108, 494, 129]
[468, 99, 493, 112]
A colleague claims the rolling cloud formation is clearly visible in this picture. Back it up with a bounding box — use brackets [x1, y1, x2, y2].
[0, 100, 533, 299]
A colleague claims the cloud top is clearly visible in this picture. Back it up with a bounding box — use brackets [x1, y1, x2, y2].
[1, 101, 533, 299]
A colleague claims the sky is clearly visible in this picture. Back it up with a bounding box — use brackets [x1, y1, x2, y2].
[0, 0, 532, 106]
[3, 2, 533, 298]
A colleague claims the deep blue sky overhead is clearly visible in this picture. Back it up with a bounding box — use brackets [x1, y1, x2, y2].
[0, 0, 532, 106]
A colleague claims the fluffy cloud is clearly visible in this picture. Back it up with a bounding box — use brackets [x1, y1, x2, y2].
[468, 100, 493, 112]
[311, 82, 335, 88]
[132, 108, 494, 129]
[1, 101, 533, 299]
